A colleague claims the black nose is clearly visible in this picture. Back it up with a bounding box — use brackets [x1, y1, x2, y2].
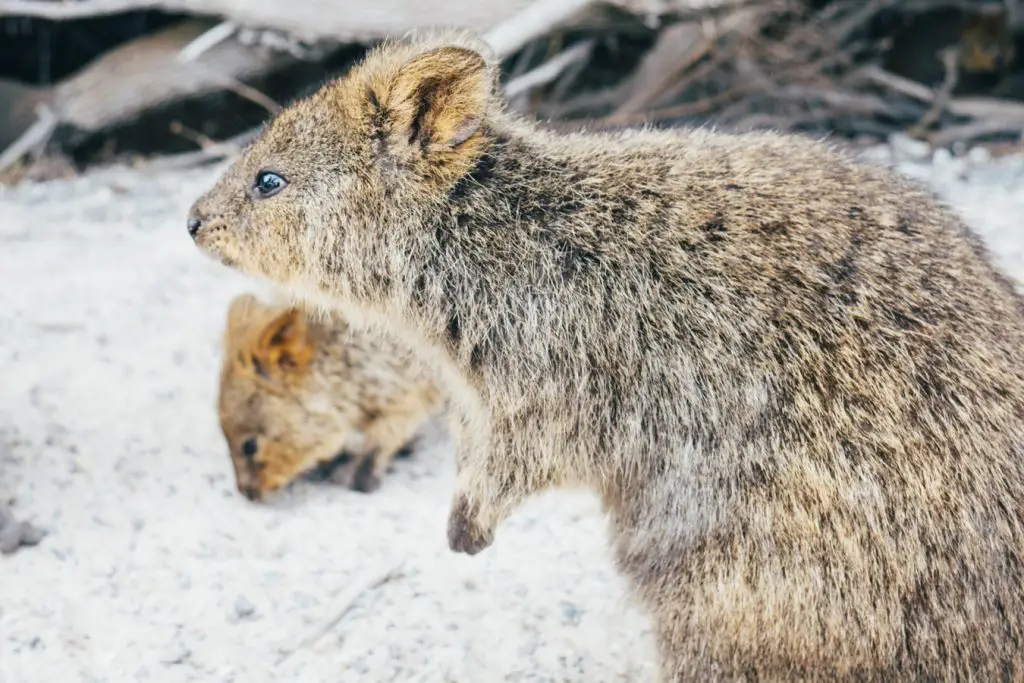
[187, 216, 202, 238]
[241, 486, 260, 502]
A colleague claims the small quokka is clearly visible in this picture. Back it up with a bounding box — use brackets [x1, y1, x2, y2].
[217, 293, 441, 500]
[189, 29, 1024, 681]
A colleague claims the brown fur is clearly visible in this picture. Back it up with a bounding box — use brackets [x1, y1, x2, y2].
[189, 29, 1024, 681]
[218, 293, 441, 500]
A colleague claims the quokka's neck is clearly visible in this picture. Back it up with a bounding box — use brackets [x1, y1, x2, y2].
[395, 131, 588, 379]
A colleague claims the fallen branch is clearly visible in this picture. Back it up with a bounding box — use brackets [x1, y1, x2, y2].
[52, 20, 292, 132]
[857, 66, 934, 102]
[0, 105, 57, 173]
[928, 119, 1024, 148]
[0, 19, 290, 171]
[177, 21, 238, 63]
[907, 46, 959, 139]
[859, 66, 1024, 122]
[505, 40, 596, 99]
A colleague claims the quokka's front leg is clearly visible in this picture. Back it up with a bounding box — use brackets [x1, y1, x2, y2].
[351, 416, 426, 493]
[447, 481, 496, 555]
[351, 452, 385, 493]
[446, 432, 538, 556]
[350, 443, 402, 493]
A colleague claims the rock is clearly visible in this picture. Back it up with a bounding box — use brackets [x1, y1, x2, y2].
[233, 594, 257, 621]
[0, 521, 22, 554]
[888, 133, 931, 162]
[968, 146, 992, 166]
[0, 503, 45, 555]
[932, 147, 954, 167]
[18, 521, 45, 547]
[559, 600, 583, 626]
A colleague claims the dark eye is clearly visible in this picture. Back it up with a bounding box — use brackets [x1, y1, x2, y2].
[253, 171, 287, 198]
[241, 437, 258, 459]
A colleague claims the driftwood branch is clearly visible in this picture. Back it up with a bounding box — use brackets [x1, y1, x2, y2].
[907, 47, 960, 139]
[177, 21, 238, 63]
[0, 18, 293, 171]
[0, 105, 57, 171]
[505, 40, 596, 99]
[860, 67, 1024, 122]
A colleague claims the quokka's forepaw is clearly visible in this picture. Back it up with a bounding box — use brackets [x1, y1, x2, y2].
[352, 456, 383, 493]
[447, 495, 494, 555]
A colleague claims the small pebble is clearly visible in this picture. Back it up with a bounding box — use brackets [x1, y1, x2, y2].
[967, 146, 992, 166]
[932, 147, 954, 167]
[559, 600, 583, 625]
[233, 594, 257, 620]
[888, 133, 931, 161]
[0, 523, 23, 554]
[18, 522, 45, 547]
[0, 506, 45, 555]
[159, 644, 191, 666]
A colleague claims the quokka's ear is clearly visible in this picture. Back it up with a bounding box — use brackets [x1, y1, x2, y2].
[253, 307, 314, 378]
[375, 46, 490, 153]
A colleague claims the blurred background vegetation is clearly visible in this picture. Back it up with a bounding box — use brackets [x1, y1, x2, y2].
[0, 0, 1022, 182]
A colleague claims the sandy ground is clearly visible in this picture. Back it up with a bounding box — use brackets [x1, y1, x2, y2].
[1, 142, 1023, 683]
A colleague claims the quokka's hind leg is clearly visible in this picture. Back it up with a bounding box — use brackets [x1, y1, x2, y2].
[304, 450, 356, 485]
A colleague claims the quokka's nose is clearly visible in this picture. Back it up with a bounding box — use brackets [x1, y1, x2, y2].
[186, 213, 202, 238]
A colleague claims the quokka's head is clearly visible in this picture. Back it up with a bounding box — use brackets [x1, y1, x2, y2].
[186, 29, 502, 297]
[218, 294, 354, 502]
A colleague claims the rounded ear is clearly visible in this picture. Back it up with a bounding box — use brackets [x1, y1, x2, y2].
[253, 307, 314, 377]
[377, 46, 490, 150]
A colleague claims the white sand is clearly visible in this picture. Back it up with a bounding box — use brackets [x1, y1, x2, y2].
[1, 144, 1023, 683]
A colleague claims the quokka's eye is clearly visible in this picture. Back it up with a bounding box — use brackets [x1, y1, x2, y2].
[241, 437, 259, 459]
[253, 170, 287, 198]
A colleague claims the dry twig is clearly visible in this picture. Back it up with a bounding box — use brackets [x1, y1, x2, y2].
[274, 560, 405, 667]
[177, 21, 238, 63]
[929, 119, 1024, 148]
[505, 40, 596, 99]
[0, 105, 57, 173]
